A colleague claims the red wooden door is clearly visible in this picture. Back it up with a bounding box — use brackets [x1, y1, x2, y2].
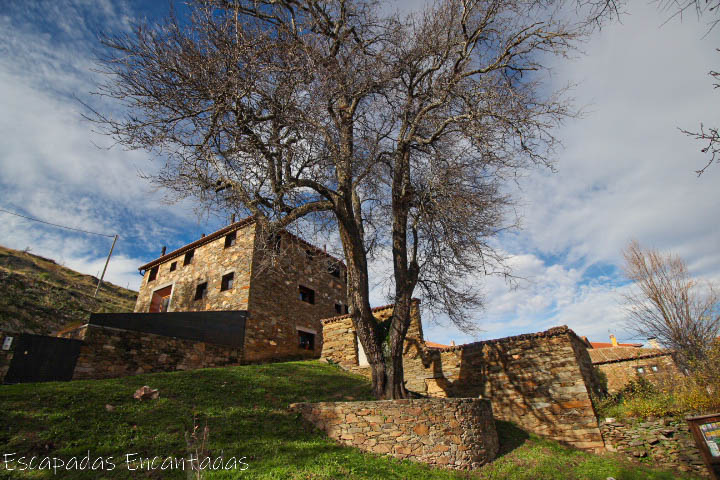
[149, 286, 173, 313]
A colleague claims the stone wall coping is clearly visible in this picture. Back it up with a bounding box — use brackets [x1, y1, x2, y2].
[138, 216, 345, 272]
[290, 397, 486, 408]
[432, 325, 574, 353]
[321, 299, 421, 325]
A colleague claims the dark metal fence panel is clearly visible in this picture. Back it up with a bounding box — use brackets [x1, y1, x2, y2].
[88, 311, 247, 348]
[4, 334, 82, 384]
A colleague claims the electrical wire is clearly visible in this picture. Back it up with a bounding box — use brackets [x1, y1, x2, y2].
[0, 207, 116, 238]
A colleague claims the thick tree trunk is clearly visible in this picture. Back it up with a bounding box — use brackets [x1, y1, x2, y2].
[336, 203, 389, 399]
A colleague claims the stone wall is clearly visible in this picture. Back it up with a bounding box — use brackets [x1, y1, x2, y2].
[321, 312, 604, 452]
[321, 301, 423, 380]
[290, 398, 498, 469]
[600, 417, 708, 477]
[594, 353, 680, 394]
[244, 232, 347, 362]
[61, 324, 242, 380]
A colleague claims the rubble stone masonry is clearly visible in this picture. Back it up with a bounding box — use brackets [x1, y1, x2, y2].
[134, 219, 347, 362]
[59, 324, 242, 379]
[290, 398, 498, 469]
[321, 309, 604, 452]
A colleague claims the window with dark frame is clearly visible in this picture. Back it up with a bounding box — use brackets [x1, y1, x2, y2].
[651, 365, 659, 372]
[344, 304, 349, 314]
[148, 266, 158, 282]
[299, 285, 315, 304]
[224, 231, 236, 248]
[334, 303, 342, 314]
[636, 366, 645, 375]
[221, 272, 234, 291]
[194, 282, 207, 301]
[169, 262, 177, 272]
[183, 250, 194, 266]
[298, 330, 315, 350]
[328, 263, 341, 278]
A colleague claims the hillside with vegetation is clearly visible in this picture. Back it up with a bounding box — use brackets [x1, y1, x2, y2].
[0, 245, 137, 334]
[0, 360, 701, 479]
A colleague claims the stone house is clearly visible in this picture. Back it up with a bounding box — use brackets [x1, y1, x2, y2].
[587, 344, 680, 394]
[135, 218, 348, 362]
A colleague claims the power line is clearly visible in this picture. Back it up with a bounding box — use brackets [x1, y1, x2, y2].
[0, 207, 116, 238]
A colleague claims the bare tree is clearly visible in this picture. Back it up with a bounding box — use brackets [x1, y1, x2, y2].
[88, 0, 584, 398]
[622, 240, 720, 363]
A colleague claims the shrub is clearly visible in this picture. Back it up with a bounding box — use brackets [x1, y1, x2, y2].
[594, 343, 720, 420]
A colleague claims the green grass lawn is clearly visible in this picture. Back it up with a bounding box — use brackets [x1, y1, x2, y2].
[0, 361, 700, 479]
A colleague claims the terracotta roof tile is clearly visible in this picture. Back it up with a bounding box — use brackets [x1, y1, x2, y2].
[588, 346, 673, 364]
[589, 341, 643, 349]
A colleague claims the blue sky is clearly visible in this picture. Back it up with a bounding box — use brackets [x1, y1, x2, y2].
[1, 0, 718, 347]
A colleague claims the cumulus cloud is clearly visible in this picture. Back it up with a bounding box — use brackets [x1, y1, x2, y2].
[0, 0, 717, 340]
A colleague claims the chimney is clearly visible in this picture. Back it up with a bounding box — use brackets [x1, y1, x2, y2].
[609, 334, 618, 347]
[161, 246, 166, 256]
[324, 244, 327, 253]
[231, 213, 236, 224]
[647, 337, 660, 349]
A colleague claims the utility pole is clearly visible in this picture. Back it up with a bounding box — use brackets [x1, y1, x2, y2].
[94, 234, 118, 298]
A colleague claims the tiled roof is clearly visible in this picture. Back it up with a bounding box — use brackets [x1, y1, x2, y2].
[138, 216, 344, 271]
[587, 346, 673, 365]
[425, 340, 451, 349]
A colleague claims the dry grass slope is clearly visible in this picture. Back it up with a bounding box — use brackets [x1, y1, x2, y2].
[0, 245, 137, 334]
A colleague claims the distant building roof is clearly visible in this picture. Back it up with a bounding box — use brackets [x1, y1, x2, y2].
[425, 341, 451, 349]
[588, 341, 644, 349]
[588, 346, 673, 365]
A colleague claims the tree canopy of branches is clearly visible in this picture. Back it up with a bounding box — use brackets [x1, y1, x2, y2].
[622, 240, 720, 363]
[90, 0, 585, 398]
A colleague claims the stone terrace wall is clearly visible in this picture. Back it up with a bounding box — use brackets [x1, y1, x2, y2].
[600, 418, 707, 477]
[290, 398, 498, 469]
[321, 314, 604, 452]
[60, 324, 242, 380]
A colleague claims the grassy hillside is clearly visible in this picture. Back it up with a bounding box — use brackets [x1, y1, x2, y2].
[0, 361, 701, 479]
[0, 245, 137, 334]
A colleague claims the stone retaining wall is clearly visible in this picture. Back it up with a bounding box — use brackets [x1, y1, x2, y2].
[60, 324, 243, 380]
[600, 417, 708, 477]
[321, 311, 604, 452]
[290, 398, 498, 469]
